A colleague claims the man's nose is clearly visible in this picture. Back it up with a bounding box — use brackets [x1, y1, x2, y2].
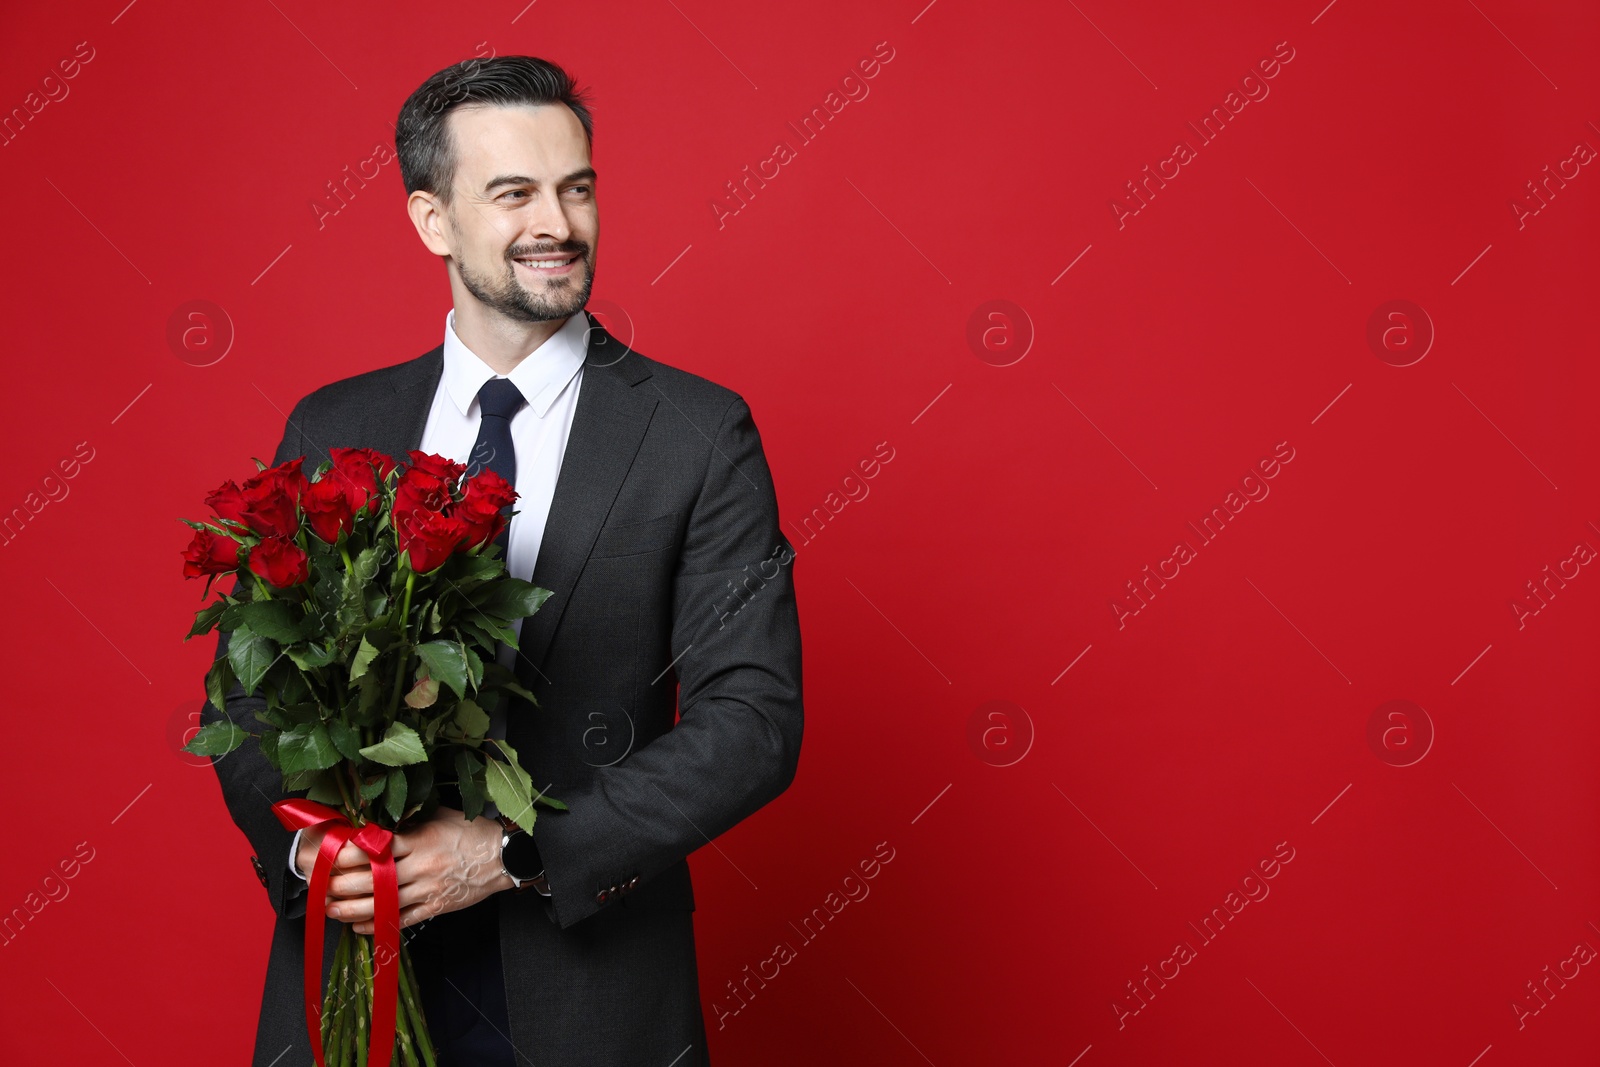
[524, 193, 572, 245]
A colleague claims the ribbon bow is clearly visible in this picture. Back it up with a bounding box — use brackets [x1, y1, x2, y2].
[272, 798, 399, 1067]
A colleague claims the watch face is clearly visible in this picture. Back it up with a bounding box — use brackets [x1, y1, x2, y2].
[501, 830, 544, 881]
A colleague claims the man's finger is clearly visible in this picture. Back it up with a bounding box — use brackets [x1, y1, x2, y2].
[325, 881, 435, 923]
[328, 851, 429, 898]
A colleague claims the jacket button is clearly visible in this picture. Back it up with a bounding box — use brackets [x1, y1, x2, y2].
[596, 888, 610, 904]
[250, 855, 268, 888]
[626, 876, 639, 891]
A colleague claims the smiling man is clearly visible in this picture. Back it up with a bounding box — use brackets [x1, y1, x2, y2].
[198, 55, 803, 1067]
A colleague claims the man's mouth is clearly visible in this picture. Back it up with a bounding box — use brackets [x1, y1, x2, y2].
[512, 252, 580, 276]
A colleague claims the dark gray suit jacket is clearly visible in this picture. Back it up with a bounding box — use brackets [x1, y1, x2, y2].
[198, 316, 803, 1066]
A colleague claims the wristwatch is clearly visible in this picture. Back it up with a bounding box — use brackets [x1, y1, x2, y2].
[497, 815, 547, 893]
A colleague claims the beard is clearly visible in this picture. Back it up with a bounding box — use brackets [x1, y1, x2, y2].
[457, 241, 595, 324]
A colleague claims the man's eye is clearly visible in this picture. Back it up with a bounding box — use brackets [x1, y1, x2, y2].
[567, 185, 591, 195]
[502, 190, 528, 201]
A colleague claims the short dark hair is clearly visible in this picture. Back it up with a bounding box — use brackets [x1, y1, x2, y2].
[395, 55, 594, 207]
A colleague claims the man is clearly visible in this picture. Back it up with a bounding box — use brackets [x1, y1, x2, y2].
[197, 55, 803, 1066]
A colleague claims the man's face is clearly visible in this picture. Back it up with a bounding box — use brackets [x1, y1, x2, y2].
[441, 103, 597, 324]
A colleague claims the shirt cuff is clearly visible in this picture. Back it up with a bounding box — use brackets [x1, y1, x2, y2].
[288, 827, 308, 882]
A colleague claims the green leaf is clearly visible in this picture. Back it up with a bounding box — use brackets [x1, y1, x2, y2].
[444, 553, 503, 585]
[305, 770, 344, 806]
[278, 666, 311, 705]
[285, 641, 338, 669]
[182, 719, 248, 756]
[326, 718, 364, 761]
[453, 698, 490, 738]
[470, 580, 554, 621]
[454, 749, 487, 821]
[259, 729, 280, 768]
[383, 767, 408, 822]
[481, 662, 538, 706]
[276, 702, 323, 726]
[229, 600, 305, 644]
[484, 738, 535, 827]
[463, 645, 484, 692]
[356, 672, 384, 723]
[359, 722, 427, 766]
[282, 767, 320, 791]
[405, 674, 439, 709]
[414, 640, 469, 701]
[359, 774, 387, 802]
[351, 545, 384, 582]
[278, 722, 341, 775]
[402, 760, 434, 820]
[186, 600, 229, 640]
[205, 656, 235, 714]
[227, 626, 279, 696]
[350, 635, 382, 681]
[456, 618, 503, 656]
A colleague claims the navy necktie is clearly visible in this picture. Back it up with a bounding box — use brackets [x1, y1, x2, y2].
[468, 377, 525, 753]
[467, 377, 525, 560]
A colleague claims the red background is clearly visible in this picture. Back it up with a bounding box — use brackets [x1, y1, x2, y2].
[2, 1, 1597, 1064]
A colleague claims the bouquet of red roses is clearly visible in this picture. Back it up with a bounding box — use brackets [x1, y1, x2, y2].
[180, 446, 562, 1067]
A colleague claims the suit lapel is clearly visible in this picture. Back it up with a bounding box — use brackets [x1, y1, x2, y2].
[373, 316, 657, 681]
[378, 347, 444, 461]
[517, 318, 658, 680]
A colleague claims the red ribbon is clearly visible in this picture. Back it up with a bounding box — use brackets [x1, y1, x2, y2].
[273, 798, 400, 1067]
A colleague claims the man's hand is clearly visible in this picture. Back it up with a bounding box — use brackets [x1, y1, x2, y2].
[310, 807, 513, 935]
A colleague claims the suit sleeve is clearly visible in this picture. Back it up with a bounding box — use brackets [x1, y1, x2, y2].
[197, 396, 315, 921]
[532, 395, 804, 930]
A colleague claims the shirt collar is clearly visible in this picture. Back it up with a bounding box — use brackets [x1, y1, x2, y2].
[442, 307, 589, 419]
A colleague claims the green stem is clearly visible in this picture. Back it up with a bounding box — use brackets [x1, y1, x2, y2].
[383, 938, 421, 1067]
[334, 767, 360, 825]
[396, 1008, 420, 1067]
[324, 926, 350, 1053]
[340, 961, 357, 1067]
[336, 926, 358, 1066]
[355, 935, 371, 1067]
[386, 570, 417, 721]
[253, 574, 272, 601]
[399, 942, 436, 1067]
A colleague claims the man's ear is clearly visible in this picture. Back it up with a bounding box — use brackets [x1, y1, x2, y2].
[407, 190, 453, 257]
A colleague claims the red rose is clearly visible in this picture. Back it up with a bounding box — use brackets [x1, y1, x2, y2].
[181, 529, 240, 577]
[393, 468, 453, 540]
[328, 447, 394, 514]
[456, 469, 518, 549]
[302, 477, 354, 544]
[249, 534, 310, 587]
[204, 480, 251, 528]
[398, 508, 467, 573]
[239, 458, 308, 538]
[406, 451, 466, 485]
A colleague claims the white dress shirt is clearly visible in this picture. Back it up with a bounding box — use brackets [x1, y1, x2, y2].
[289, 307, 589, 897]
